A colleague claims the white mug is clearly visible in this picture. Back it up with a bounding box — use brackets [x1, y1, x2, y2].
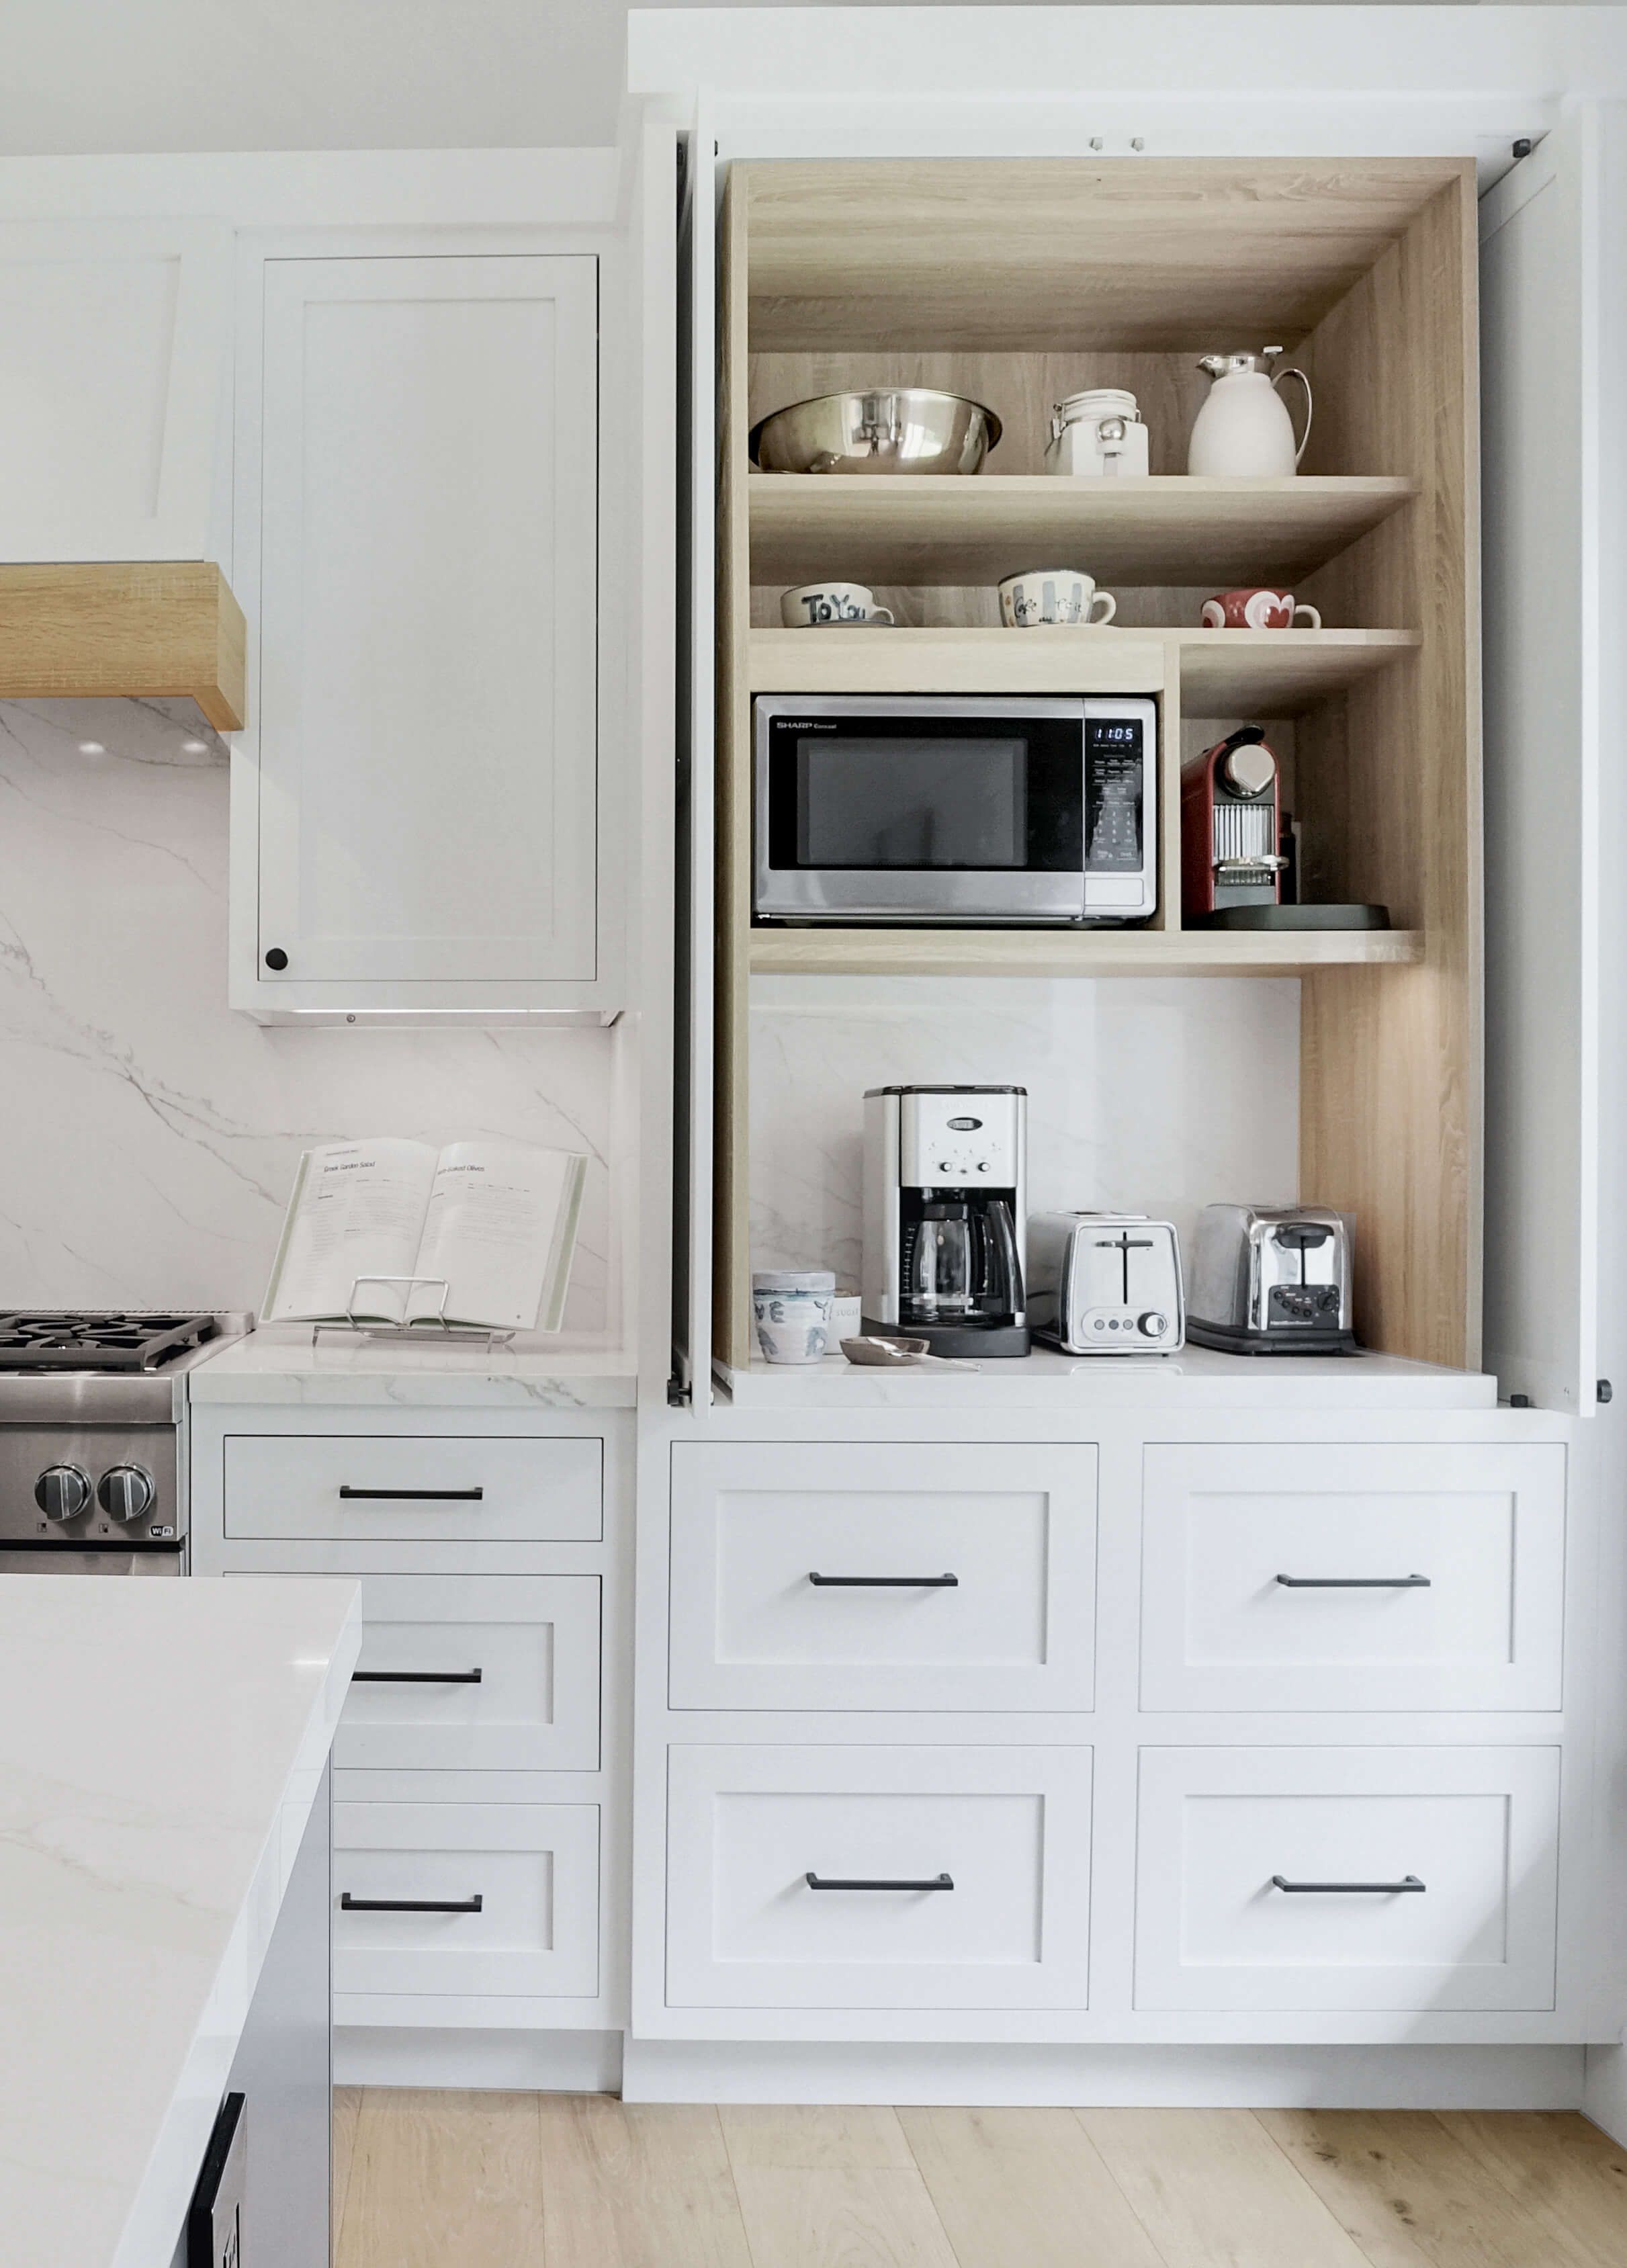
[998, 568, 1117, 629]
[781, 580, 895, 627]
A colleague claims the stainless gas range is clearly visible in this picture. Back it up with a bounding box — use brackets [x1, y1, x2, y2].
[0, 1312, 249, 1575]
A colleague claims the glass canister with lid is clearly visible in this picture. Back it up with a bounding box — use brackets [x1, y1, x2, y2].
[1044, 388, 1149, 477]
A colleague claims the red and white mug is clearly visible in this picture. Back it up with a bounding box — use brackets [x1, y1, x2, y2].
[1201, 587, 1322, 631]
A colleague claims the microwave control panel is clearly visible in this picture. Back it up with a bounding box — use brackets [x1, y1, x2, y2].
[1082, 699, 1157, 920]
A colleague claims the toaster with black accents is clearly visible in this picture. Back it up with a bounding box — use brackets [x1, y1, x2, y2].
[1186, 1204, 1356, 1354]
[1025, 1212, 1184, 1353]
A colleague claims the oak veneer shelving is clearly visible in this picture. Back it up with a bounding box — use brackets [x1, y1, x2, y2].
[748, 473, 1419, 591]
[748, 927, 1423, 979]
[0, 561, 246, 732]
[748, 625, 1420, 713]
[715, 157, 1479, 1377]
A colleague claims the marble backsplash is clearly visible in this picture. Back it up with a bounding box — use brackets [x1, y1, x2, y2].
[750, 973, 1300, 1291]
[0, 699, 614, 1336]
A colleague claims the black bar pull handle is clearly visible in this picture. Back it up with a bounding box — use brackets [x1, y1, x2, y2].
[339, 1485, 484, 1501]
[808, 1572, 959, 1588]
[1276, 1573, 1431, 1589]
[341, 1892, 484, 1913]
[805, 1872, 954, 1892]
[351, 1667, 483, 1685]
[1270, 1875, 1425, 1894]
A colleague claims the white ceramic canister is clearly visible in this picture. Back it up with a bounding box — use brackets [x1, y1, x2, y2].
[752, 1270, 837, 1364]
[1187, 349, 1313, 478]
[1044, 388, 1150, 478]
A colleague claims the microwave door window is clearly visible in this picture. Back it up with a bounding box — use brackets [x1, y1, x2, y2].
[795, 737, 1027, 867]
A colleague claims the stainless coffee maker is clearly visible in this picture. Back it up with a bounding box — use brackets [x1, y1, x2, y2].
[861, 1086, 1030, 1358]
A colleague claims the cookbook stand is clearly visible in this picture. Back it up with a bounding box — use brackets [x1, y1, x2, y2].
[310, 1275, 517, 1352]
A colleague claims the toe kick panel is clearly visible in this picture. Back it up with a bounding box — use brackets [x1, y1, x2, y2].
[1134, 1747, 1560, 2012]
[665, 1744, 1092, 2010]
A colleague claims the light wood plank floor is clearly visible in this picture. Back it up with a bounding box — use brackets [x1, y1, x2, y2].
[331, 2091, 1627, 2268]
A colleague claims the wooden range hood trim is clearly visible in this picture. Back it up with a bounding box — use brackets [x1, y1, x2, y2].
[0, 562, 246, 733]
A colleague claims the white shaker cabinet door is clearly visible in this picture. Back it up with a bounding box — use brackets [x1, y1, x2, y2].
[248, 253, 598, 1000]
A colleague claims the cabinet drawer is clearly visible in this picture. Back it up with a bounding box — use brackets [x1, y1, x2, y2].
[337, 1574, 599, 1772]
[1141, 1443, 1565, 1711]
[333, 1801, 598, 1997]
[1135, 1747, 1560, 2011]
[666, 1745, 1091, 2009]
[668, 1442, 1096, 1711]
[222, 1434, 603, 1542]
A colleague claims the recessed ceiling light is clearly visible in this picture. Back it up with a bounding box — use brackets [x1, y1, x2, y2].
[77, 741, 106, 756]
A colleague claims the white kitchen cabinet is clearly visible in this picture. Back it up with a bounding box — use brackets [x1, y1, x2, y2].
[668, 1440, 1096, 1711]
[1134, 1746, 1561, 2014]
[233, 250, 603, 1017]
[222, 1431, 604, 1544]
[1139, 1443, 1567, 1712]
[337, 1573, 601, 1773]
[0, 218, 231, 562]
[334, 1799, 600, 1999]
[664, 1744, 1092, 2011]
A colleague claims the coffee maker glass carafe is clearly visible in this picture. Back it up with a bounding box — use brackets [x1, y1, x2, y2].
[903, 1196, 1025, 1329]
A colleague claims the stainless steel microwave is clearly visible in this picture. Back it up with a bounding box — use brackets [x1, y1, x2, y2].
[752, 693, 1157, 924]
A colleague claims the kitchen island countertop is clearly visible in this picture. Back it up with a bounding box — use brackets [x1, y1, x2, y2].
[0, 1575, 360, 2268]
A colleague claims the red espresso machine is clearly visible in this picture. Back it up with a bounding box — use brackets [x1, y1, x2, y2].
[1180, 725, 1288, 922]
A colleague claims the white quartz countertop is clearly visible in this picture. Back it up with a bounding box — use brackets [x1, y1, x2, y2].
[719, 1342, 1501, 1410]
[0, 1575, 361, 2268]
[189, 1325, 637, 1408]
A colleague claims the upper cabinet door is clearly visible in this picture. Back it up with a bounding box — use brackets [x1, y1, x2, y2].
[0, 218, 231, 562]
[1480, 114, 1620, 1413]
[251, 254, 599, 995]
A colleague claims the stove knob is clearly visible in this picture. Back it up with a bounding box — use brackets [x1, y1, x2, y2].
[35, 1464, 92, 1522]
[97, 1465, 156, 1524]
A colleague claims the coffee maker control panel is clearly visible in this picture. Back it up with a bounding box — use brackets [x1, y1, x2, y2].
[899, 1090, 1022, 1186]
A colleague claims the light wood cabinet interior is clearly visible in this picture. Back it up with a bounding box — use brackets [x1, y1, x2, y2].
[715, 157, 1478, 1375]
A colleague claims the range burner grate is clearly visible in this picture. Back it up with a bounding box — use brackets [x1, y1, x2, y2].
[0, 1311, 220, 1371]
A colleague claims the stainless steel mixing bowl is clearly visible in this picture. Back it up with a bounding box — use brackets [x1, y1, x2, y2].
[750, 388, 1002, 475]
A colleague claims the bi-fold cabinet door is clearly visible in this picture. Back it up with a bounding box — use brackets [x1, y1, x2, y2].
[238, 250, 600, 1013]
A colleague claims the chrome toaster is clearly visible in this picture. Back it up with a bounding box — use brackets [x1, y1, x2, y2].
[1026, 1212, 1184, 1352]
[1186, 1204, 1356, 1354]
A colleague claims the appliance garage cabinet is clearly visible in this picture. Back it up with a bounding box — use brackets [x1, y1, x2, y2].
[633, 106, 1613, 2095]
[190, 1386, 633, 2058]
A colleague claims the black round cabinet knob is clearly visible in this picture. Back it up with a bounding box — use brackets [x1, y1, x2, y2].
[264, 947, 289, 971]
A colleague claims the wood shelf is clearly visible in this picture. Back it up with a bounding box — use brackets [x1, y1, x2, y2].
[748, 625, 1419, 711]
[0, 562, 246, 731]
[748, 475, 1419, 591]
[748, 926, 1423, 979]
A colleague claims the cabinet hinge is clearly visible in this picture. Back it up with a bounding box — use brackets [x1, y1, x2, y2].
[667, 1377, 692, 1408]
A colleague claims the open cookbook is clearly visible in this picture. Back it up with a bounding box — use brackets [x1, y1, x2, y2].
[261, 1138, 587, 1332]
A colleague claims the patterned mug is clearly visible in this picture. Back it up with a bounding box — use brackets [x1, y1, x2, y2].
[1202, 587, 1323, 630]
[998, 568, 1117, 628]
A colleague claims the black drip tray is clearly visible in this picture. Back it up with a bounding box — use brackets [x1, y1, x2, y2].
[1198, 904, 1391, 932]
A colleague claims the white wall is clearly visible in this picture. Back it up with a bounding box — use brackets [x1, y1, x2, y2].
[748, 972, 1299, 1288]
[0, 699, 615, 1334]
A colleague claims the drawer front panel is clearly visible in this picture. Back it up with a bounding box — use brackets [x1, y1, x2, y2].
[666, 1745, 1091, 2009]
[337, 1573, 599, 1771]
[1141, 1443, 1565, 1711]
[1135, 1747, 1560, 2011]
[333, 1800, 598, 1997]
[223, 1434, 603, 1542]
[668, 1442, 1096, 1711]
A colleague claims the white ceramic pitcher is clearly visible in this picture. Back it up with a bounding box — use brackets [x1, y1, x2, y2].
[1187, 348, 1313, 477]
